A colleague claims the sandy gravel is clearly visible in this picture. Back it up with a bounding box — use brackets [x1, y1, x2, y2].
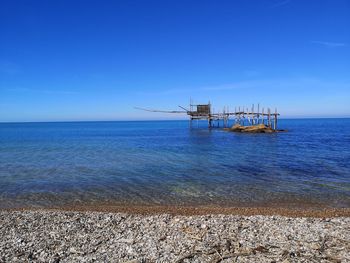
[53, 204, 350, 218]
[0, 210, 349, 262]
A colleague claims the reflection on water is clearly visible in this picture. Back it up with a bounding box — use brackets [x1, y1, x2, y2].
[0, 119, 350, 209]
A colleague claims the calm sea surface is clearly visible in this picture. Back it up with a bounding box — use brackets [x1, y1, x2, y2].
[0, 119, 349, 209]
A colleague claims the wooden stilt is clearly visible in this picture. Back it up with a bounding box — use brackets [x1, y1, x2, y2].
[274, 108, 278, 130]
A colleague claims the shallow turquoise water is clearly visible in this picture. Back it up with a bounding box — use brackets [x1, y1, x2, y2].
[0, 119, 349, 208]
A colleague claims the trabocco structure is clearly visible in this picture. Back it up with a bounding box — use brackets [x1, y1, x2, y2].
[136, 99, 280, 130]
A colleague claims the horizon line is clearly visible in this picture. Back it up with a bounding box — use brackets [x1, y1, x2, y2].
[1, 116, 350, 124]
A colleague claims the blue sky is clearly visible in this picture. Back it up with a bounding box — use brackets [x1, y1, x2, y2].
[0, 0, 349, 122]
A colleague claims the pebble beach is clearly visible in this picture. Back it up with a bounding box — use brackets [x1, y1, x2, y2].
[1, 209, 349, 262]
[2, 0, 350, 261]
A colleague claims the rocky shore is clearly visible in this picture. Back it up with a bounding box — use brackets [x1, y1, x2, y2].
[1, 210, 349, 262]
[226, 124, 286, 133]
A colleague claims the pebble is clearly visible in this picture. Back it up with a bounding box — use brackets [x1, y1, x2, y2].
[0, 210, 349, 262]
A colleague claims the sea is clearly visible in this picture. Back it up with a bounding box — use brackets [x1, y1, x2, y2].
[0, 119, 349, 209]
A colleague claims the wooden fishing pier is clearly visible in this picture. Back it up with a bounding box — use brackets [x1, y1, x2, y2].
[136, 100, 280, 130]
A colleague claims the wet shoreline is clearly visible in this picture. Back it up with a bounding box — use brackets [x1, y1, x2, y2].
[4, 204, 350, 218]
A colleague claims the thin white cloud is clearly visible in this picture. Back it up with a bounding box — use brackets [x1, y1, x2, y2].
[141, 78, 350, 95]
[202, 78, 350, 92]
[132, 77, 350, 101]
[311, 41, 347, 48]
